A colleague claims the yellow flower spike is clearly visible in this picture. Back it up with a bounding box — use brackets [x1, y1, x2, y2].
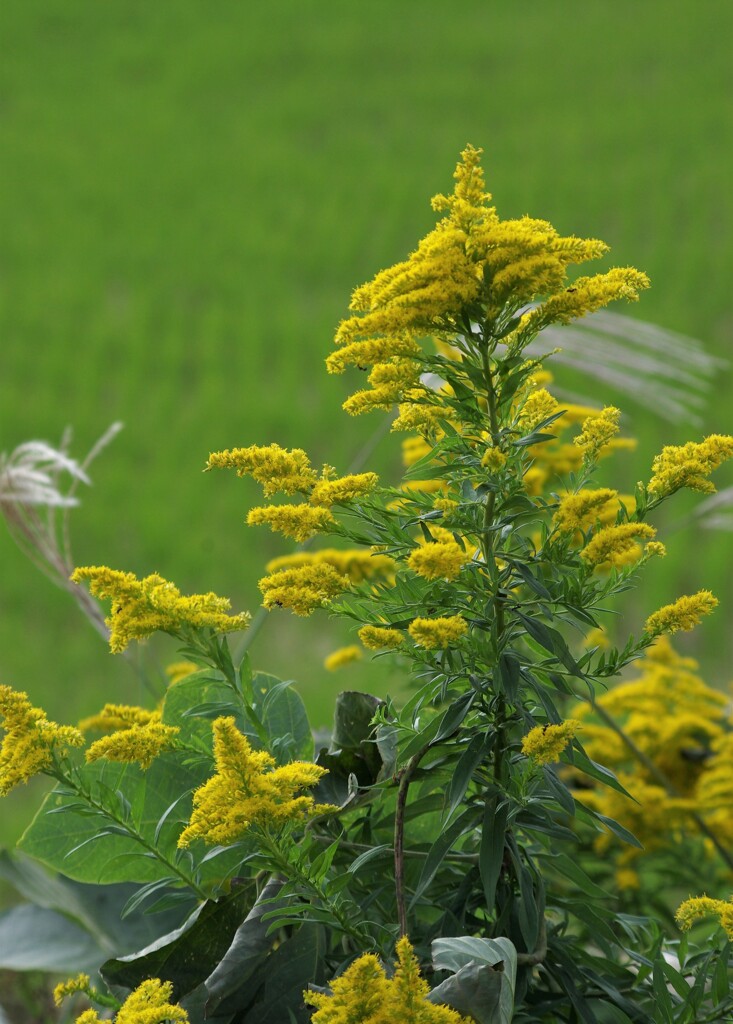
[517, 388, 560, 433]
[522, 719, 581, 766]
[78, 703, 161, 733]
[573, 406, 621, 463]
[247, 504, 335, 542]
[408, 615, 468, 650]
[86, 720, 179, 770]
[53, 973, 93, 1007]
[258, 563, 350, 616]
[358, 625, 404, 650]
[580, 522, 657, 567]
[676, 895, 733, 940]
[71, 566, 250, 654]
[178, 717, 331, 848]
[645, 591, 719, 636]
[324, 645, 363, 671]
[647, 434, 733, 498]
[205, 443, 317, 497]
[407, 540, 468, 581]
[481, 446, 507, 471]
[553, 488, 620, 533]
[310, 472, 379, 507]
[265, 548, 395, 584]
[326, 335, 422, 373]
[115, 978, 188, 1023]
[0, 685, 84, 796]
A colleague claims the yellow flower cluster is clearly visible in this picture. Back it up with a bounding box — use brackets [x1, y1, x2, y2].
[553, 488, 620, 533]
[342, 359, 422, 416]
[178, 717, 332, 847]
[573, 406, 621, 463]
[647, 434, 733, 497]
[325, 334, 422, 375]
[165, 661, 197, 685]
[481, 446, 507, 472]
[86, 711, 179, 770]
[580, 522, 657, 568]
[59, 978, 188, 1023]
[53, 972, 93, 1006]
[258, 563, 350, 616]
[0, 686, 83, 796]
[78, 702, 159, 733]
[305, 936, 471, 1023]
[358, 625, 404, 650]
[644, 590, 718, 636]
[266, 548, 396, 584]
[517, 388, 560, 433]
[676, 895, 733, 939]
[572, 639, 730, 864]
[71, 567, 250, 654]
[522, 719, 580, 766]
[408, 615, 467, 650]
[324, 645, 363, 671]
[247, 503, 335, 542]
[206, 443, 317, 496]
[407, 539, 468, 581]
[310, 472, 380, 507]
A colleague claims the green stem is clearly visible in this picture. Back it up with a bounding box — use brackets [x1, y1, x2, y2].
[394, 742, 433, 937]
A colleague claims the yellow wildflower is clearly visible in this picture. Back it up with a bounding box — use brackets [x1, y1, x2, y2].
[644, 540, 667, 559]
[324, 645, 363, 671]
[78, 702, 160, 733]
[305, 936, 471, 1024]
[433, 496, 459, 516]
[647, 434, 733, 497]
[265, 548, 395, 584]
[676, 895, 733, 940]
[518, 388, 560, 433]
[408, 615, 468, 650]
[72, 567, 250, 654]
[519, 267, 650, 338]
[326, 335, 422, 374]
[178, 717, 330, 847]
[258, 563, 350, 616]
[573, 406, 621, 462]
[615, 868, 640, 891]
[53, 973, 93, 1006]
[358, 625, 404, 650]
[310, 472, 379, 507]
[0, 686, 83, 796]
[247, 504, 334, 542]
[407, 540, 468, 581]
[553, 488, 619, 533]
[117, 978, 188, 1023]
[205, 443, 317, 497]
[481, 446, 507, 471]
[645, 591, 719, 636]
[521, 719, 580, 765]
[402, 434, 432, 468]
[343, 360, 422, 416]
[391, 401, 447, 435]
[86, 720, 179, 770]
[580, 522, 656, 567]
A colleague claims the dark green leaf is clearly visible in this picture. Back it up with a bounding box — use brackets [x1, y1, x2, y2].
[445, 734, 488, 822]
[240, 923, 326, 1024]
[480, 796, 508, 913]
[0, 904, 103, 973]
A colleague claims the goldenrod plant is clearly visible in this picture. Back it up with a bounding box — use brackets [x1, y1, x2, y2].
[2, 147, 733, 1023]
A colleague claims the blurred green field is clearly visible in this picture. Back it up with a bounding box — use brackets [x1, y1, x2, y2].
[0, 1, 732, 842]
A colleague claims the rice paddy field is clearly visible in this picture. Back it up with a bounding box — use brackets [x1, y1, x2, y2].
[0, 0, 732, 845]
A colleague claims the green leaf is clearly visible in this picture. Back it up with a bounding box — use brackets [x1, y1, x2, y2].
[411, 807, 478, 906]
[162, 670, 242, 747]
[204, 879, 284, 1013]
[255, 673, 313, 762]
[101, 883, 255, 998]
[434, 691, 476, 743]
[547, 853, 613, 900]
[239, 923, 326, 1024]
[427, 961, 514, 1024]
[0, 904, 103, 973]
[480, 796, 508, 913]
[431, 935, 517, 990]
[445, 734, 488, 822]
[18, 754, 205, 885]
[331, 691, 383, 749]
[515, 611, 582, 677]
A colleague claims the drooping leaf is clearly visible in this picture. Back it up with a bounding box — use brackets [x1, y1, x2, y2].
[236, 922, 326, 1023]
[0, 904, 103, 974]
[427, 961, 514, 1024]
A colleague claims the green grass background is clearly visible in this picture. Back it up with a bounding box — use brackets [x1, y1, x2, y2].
[0, 0, 731, 841]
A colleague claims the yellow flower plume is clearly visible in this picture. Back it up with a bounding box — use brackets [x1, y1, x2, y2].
[522, 719, 581, 766]
[0, 686, 83, 796]
[178, 717, 333, 847]
[645, 591, 718, 636]
[259, 563, 350, 616]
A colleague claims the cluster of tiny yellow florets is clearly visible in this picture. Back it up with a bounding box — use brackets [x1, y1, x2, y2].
[304, 936, 472, 1023]
[522, 719, 581, 766]
[408, 615, 467, 650]
[647, 435, 733, 498]
[178, 717, 334, 847]
[266, 548, 396, 584]
[82, 704, 179, 770]
[553, 488, 622, 533]
[0, 685, 83, 796]
[644, 590, 719, 636]
[259, 563, 350, 616]
[573, 406, 621, 464]
[71, 566, 250, 653]
[54, 976, 188, 1023]
[676, 895, 733, 940]
[324, 645, 363, 671]
[358, 625, 405, 650]
[407, 539, 469, 581]
[580, 522, 658, 568]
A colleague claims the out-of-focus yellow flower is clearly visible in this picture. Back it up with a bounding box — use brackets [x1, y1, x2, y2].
[522, 719, 580, 765]
[324, 645, 363, 671]
[645, 591, 718, 636]
[78, 702, 159, 734]
[258, 563, 350, 616]
[266, 548, 395, 584]
[647, 434, 733, 498]
[408, 615, 467, 650]
[305, 936, 472, 1023]
[71, 567, 250, 654]
[178, 717, 332, 847]
[580, 522, 656, 567]
[165, 661, 198, 685]
[0, 685, 83, 796]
